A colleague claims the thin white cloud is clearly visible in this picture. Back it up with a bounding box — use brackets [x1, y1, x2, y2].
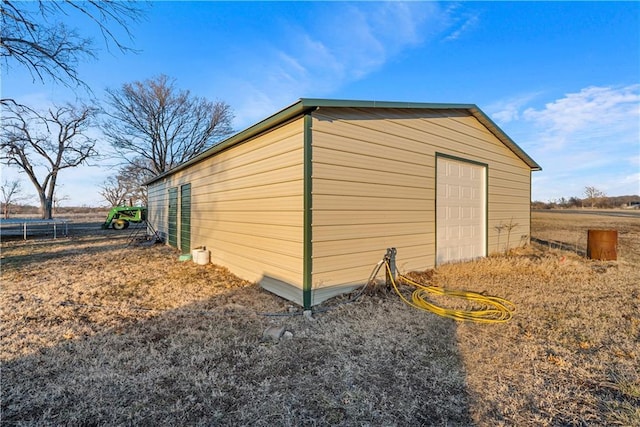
[438, 2, 480, 42]
[227, 2, 449, 128]
[627, 152, 640, 169]
[443, 14, 479, 42]
[522, 85, 640, 151]
[499, 85, 640, 200]
[487, 92, 542, 124]
[620, 172, 640, 191]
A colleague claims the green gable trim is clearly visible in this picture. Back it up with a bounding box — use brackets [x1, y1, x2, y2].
[302, 113, 313, 310]
[467, 106, 541, 172]
[298, 98, 475, 110]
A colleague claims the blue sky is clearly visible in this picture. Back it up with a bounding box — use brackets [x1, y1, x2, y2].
[2, 1, 639, 206]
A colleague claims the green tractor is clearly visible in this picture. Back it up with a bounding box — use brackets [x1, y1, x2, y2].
[102, 206, 147, 230]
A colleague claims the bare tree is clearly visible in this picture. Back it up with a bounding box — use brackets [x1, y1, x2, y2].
[1, 102, 98, 219]
[100, 158, 152, 207]
[100, 159, 152, 207]
[0, 0, 143, 98]
[102, 75, 234, 176]
[1, 179, 32, 219]
[52, 192, 70, 215]
[118, 159, 152, 206]
[100, 175, 130, 207]
[584, 186, 606, 208]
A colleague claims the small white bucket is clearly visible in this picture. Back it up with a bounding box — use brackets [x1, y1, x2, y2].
[193, 249, 210, 265]
[192, 247, 206, 264]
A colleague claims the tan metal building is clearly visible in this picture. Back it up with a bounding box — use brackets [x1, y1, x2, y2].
[146, 99, 541, 309]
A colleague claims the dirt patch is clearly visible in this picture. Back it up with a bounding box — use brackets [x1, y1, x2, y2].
[1, 211, 638, 425]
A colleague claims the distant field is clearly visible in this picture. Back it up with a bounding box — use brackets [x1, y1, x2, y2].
[531, 210, 640, 265]
[1, 211, 638, 425]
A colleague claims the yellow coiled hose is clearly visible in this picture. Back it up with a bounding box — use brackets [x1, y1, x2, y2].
[384, 262, 515, 323]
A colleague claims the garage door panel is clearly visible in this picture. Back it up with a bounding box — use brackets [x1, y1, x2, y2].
[461, 225, 474, 239]
[437, 157, 486, 265]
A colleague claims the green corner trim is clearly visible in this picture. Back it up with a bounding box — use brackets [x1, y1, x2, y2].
[485, 164, 489, 257]
[529, 169, 533, 246]
[302, 113, 313, 309]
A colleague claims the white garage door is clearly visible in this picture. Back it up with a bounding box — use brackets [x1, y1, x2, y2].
[436, 156, 486, 265]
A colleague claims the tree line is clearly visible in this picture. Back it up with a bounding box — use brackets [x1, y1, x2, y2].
[1, 1, 234, 219]
[532, 188, 640, 210]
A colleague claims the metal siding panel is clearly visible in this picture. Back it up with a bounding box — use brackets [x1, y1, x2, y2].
[313, 233, 433, 260]
[311, 112, 437, 289]
[313, 160, 433, 186]
[313, 134, 433, 169]
[313, 178, 430, 200]
[147, 181, 168, 239]
[489, 180, 531, 194]
[192, 163, 302, 195]
[207, 238, 303, 275]
[187, 210, 301, 227]
[194, 180, 302, 203]
[191, 195, 302, 212]
[191, 148, 303, 187]
[315, 108, 530, 175]
[261, 276, 304, 305]
[313, 222, 432, 242]
[152, 119, 305, 287]
[314, 194, 433, 211]
[194, 221, 302, 242]
[309, 107, 531, 289]
[314, 250, 433, 277]
[313, 248, 433, 290]
[313, 210, 435, 227]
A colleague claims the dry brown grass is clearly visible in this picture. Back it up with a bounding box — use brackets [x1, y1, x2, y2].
[1, 212, 639, 425]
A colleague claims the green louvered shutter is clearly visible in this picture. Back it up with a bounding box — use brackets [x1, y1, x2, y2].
[180, 184, 191, 254]
[168, 187, 178, 247]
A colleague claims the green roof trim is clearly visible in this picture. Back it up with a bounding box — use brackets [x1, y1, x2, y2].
[467, 105, 541, 171]
[145, 98, 540, 185]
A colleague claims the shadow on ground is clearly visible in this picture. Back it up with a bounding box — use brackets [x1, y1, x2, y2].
[2, 284, 473, 425]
